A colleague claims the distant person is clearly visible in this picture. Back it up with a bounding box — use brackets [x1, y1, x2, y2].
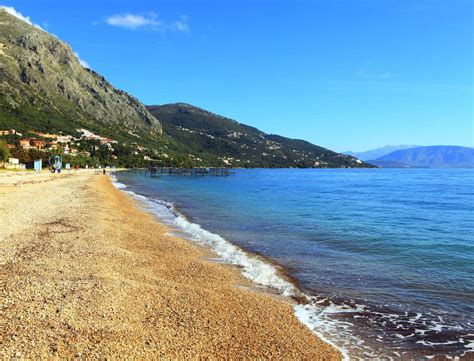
[103, 169, 105, 175]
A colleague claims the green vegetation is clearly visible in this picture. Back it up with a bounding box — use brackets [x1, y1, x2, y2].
[147, 104, 372, 168]
[0, 8, 161, 141]
[0, 100, 373, 168]
[0, 140, 11, 161]
[0, 8, 372, 169]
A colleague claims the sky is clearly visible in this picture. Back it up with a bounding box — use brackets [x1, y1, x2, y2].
[1, 0, 473, 152]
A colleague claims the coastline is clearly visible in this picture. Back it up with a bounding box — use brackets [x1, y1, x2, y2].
[113, 168, 474, 359]
[0, 170, 340, 359]
[111, 172, 353, 358]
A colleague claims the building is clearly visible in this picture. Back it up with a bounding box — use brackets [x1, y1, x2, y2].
[100, 138, 118, 145]
[19, 138, 46, 150]
[31, 139, 46, 149]
[57, 135, 73, 143]
[35, 132, 58, 139]
[77, 128, 101, 140]
[19, 139, 31, 149]
[0, 129, 22, 136]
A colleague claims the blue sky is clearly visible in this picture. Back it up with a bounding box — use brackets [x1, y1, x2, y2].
[1, 0, 472, 152]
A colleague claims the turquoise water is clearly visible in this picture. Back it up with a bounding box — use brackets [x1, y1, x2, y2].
[114, 169, 474, 359]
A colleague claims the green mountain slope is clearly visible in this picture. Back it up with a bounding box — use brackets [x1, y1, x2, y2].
[147, 103, 372, 168]
[0, 8, 372, 168]
[0, 8, 161, 141]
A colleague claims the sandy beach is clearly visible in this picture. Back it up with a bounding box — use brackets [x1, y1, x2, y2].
[0, 170, 340, 359]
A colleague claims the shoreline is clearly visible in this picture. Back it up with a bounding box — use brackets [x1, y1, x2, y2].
[111, 173, 353, 357]
[0, 170, 340, 359]
[112, 169, 474, 360]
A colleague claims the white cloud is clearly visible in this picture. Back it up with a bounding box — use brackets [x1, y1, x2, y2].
[105, 12, 190, 33]
[73, 51, 90, 69]
[106, 13, 161, 30]
[356, 70, 392, 79]
[0, 5, 44, 30]
[173, 15, 190, 33]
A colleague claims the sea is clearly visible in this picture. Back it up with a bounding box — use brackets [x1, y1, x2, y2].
[113, 168, 474, 360]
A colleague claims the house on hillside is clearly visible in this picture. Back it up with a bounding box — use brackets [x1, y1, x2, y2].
[77, 128, 102, 141]
[62, 145, 77, 156]
[19, 138, 46, 150]
[35, 132, 58, 139]
[0, 129, 22, 136]
[31, 139, 45, 150]
[19, 139, 31, 149]
[100, 138, 118, 145]
[57, 135, 73, 144]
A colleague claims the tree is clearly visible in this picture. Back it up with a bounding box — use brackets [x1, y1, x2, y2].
[12, 149, 31, 164]
[0, 140, 11, 161]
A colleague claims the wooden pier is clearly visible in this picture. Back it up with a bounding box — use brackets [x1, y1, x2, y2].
[146, 165, 234, 177]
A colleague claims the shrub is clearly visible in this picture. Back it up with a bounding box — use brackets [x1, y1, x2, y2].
[0, 140, 11, 161]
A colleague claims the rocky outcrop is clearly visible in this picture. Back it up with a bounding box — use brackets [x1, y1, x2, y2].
[0, 8, 161, 135]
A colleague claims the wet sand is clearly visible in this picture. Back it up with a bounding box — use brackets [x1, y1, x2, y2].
[0, 170, 340, 359]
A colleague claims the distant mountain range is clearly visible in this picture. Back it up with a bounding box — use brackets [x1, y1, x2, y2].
[368, 146, 474, 168]
[344, 145, 420, 161]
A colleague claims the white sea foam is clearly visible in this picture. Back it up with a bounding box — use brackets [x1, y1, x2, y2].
[110, 174, 470, 360]
[138, 198, 296, 295]
[110, 174, 355, 357]
[295, 304, 351, 361]
[416, 340, 459, 346]
[111, 175, 297, 294]
[113, 180, 127, 189]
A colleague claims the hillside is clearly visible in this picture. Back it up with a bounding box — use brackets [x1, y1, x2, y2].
[0, 8, 372, 169]
[0, 8, 161, 142]
[147, 103, 371, 168]
[344, 145, 419, 161]
[369, 146, 474, 168]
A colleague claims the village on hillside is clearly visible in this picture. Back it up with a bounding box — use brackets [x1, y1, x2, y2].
[0, 128, 153, 170]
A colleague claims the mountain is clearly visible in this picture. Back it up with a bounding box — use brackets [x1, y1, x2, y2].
[344, 145, 419, 161]
[147, 103, 372, 168]
[0, 8, 161, 141]
[0, 8, 372, 169]
[369, 146, 474, 168]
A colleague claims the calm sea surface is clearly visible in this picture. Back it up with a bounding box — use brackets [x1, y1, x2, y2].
[114, 169, 474, 359]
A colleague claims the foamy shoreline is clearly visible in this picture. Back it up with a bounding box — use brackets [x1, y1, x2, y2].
[112, 173, 351, 360]
[1, 170, 340, 359]
[112, 169, 474, 360]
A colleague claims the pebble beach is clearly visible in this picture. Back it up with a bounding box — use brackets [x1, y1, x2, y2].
[0, 170, 340, 359]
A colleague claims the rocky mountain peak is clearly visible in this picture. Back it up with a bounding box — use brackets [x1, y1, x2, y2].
[0, 8, 162, 135]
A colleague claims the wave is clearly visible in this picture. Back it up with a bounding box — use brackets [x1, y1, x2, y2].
[110, 174, 473, 360]
[112, 176, 295, 293]
[111, 175, 352, 359]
